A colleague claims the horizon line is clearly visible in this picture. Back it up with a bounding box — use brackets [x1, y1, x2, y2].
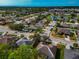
[0, 6, 79, 8]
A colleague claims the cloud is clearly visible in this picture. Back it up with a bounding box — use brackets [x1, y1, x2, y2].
[0, 0, 32, 6]
[0, 0, 11, 4]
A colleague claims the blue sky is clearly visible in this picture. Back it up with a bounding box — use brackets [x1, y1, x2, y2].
[0, 0, 79, 7]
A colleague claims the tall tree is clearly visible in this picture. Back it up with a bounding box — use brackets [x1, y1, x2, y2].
[8, 45, 38, 59]
[0, 44, 11, 59]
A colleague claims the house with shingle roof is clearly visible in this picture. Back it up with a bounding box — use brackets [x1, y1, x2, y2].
[37, 43, 57, 59]
[16, 37, 32, 46]
[0, 35, 17, 44]
[57, 28, 71, 35]
[0, 18, 6, 25]
[60, 23, 71, 28]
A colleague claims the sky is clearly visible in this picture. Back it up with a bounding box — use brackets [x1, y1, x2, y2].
[0, 0, 79, 7]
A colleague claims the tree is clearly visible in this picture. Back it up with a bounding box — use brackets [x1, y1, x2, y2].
[77, 16, 79, 23]
[20, 34, 24, 38]
[41, 35, 52, 45]
[36, 14, 46, 23]
[77, 19, 79, 23]
[32, 33, 52, 48]
[32, 33, 41, 48]
[70, 32, 74, 37]
[70, 20, 75, 23]
[50, 28, 53, 32]
[56, 21, 61, 27]
[71, 13, 77, 19]
[8, 45, 38, 59]
[35, 27, 44, 33]
[9, 23, 24, 31]
[73, 43, 78, 48]
[0, 44, 11, 59]
[53, 26, 58, 32]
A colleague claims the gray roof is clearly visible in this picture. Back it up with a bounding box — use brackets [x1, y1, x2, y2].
[64, 49, 79, 59]
[37, 43, 57, 59]
[58, 28, 71, 35]
[60, 23, 71, 27]
[38, 45, 54, 58]
[16, 37, 32, 45]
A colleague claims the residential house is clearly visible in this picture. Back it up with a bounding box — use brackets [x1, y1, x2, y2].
[16, 37, 33, 46]
[60, 23, 71, 28]
[0, 18, 6, 25]
[57, 28, 71, 35]
[0, 35, 17, 44]
[37, 43, 57, 59]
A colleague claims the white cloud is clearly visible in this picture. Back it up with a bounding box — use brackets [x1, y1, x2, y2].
[0, 0, 32, 5]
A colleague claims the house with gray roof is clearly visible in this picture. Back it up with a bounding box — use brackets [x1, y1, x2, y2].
[16, 37, 32, 46]
[37, 43, 57, 59]
[57, 28, 71, 35]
